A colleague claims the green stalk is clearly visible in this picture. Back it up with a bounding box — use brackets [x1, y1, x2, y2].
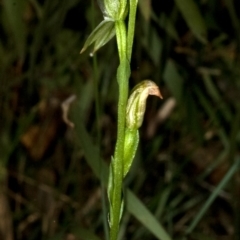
[110, 20, 130, 240]
[80, 1, 139, 239]
[109, 2, 138, 240]
[127, 0, 138, 60]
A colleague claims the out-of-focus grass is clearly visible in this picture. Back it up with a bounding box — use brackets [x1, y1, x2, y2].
[0, 0, 240, 239]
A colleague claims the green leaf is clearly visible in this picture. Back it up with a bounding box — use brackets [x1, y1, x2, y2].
[123, 128, 139, 177]
[71, 102, 109, 185]
[3, 0, 26, 60]
[126, 190, 172, 240]
[186, 157, 240, 234]
[174, 0, 207, 43]
[80, 19, 115, 55]
[163, 60, 184, 103]
[139, 0, 151, 22]
[93, 23, 116, 54]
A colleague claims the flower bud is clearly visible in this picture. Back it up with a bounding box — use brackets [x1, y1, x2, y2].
[126, 80, 163, 129]
[80, 0, 128, 55]
[98, 0, 128, 20]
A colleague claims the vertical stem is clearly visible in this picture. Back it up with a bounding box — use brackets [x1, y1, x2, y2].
[110, 20, 130, 240]
[109, 3, 138, 240]
[127, 0, 138, 60]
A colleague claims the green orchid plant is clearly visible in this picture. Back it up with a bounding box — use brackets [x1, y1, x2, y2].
[80, 1, 162, 239]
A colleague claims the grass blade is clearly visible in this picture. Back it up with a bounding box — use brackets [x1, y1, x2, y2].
[163, 60, 184, 103]
[174, 0, 207, 43]
[126, 190, 172, 240]
[3, 0, 26, 60]
[186, 156, 240, 234]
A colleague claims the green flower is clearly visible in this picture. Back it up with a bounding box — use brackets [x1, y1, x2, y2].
[80, 0, 128, 55]
[126, 80, 163, 130]
[122, 80, 162, 177]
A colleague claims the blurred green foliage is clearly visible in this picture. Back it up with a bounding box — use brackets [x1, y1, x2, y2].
[0, 0, 240, 239]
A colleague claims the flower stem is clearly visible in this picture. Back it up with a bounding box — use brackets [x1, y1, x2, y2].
[109, 20, 130, 240]
[127, 0, 138, 60]
[109, 2, 138, 239]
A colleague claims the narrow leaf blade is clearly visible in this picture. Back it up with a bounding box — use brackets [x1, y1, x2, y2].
[175, 0, 207, 43]
[126, 190, 172, 240]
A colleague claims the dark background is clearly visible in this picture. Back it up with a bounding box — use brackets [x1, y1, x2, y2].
[0, 0, 240, 239]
